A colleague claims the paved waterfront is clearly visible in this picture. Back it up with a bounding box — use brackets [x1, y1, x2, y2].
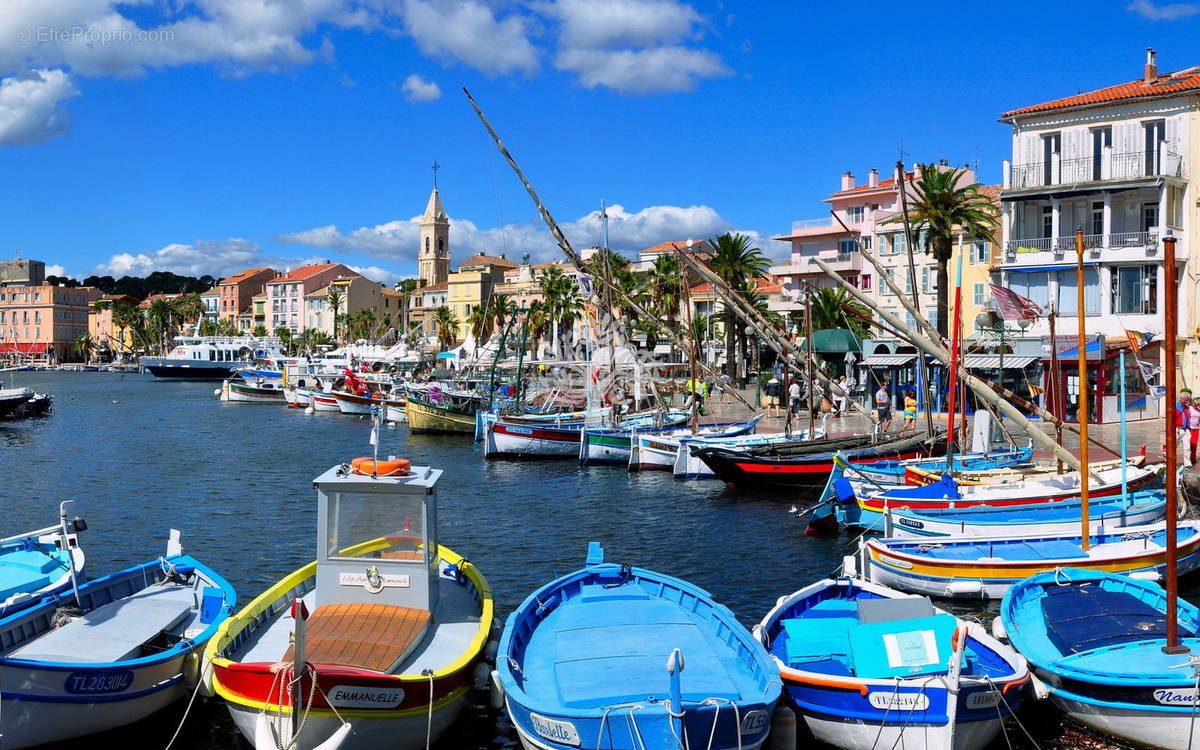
[0, 372, 1169, 749]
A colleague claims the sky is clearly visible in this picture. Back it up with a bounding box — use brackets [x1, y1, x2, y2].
[1, 1, 1200, 286]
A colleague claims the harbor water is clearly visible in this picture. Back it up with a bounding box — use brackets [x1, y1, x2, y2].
[0, 372, 1165, 749]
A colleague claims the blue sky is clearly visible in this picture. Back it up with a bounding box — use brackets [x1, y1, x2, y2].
[1, 0, 1199, 285]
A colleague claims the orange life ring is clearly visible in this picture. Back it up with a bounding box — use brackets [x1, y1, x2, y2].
[350, 457, 411, 476]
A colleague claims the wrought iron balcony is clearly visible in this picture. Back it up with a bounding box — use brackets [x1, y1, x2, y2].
[1004, 231, 1157, 258]
[1009, 150, 1184, 190]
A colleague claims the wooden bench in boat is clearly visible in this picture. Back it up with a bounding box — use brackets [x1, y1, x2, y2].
[285, 603, 430, 673]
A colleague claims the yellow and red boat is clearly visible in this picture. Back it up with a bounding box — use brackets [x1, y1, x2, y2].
[205, 458, 495, 750]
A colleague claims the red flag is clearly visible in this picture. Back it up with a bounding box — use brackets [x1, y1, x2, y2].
[989, 284, 1042, 322]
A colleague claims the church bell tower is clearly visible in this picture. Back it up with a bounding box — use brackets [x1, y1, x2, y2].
[418, 161, 450, 287]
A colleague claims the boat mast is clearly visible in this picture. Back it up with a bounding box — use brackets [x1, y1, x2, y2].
[946, 246, 963, 469]
[1050, 305, 1063, 473]
[1076, 229, 1090, 550]
[894, 160, 934, 436]
[805, 285, 816, 437]
[1163, 234, 1184, 653]
[682, 253, 699, 435]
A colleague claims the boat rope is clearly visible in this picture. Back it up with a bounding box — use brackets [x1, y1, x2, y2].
[595, 707, 614, 750]
[699, 697, 742, 750]
[621, 704, 649, 750]
[664, 699, 688, 749]
[984, 676, 1042, 750]
[163, 658, 212, 750]
[1053, 567, 1072, 586]
[868, 678, 903, 749]
[423, 668, 435, 750]
[886, 678, 933, 750]
[983, 678, 1015, 750]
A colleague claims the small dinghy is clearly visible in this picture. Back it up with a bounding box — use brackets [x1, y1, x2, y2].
[208, 457, 494, 750]
[758, 575, 1028, 750]
[0, 504, 86, 618]
[0, 530, 235, 749]
[1000, 568, 1200, 749]
[495, 542, 780, 749]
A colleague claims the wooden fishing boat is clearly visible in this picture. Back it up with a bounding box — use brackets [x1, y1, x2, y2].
[0, 505, 86, 618]
[225, 377, 287, 403]
[859, 521, 1200, 599]
[0, 532, 235, 748]
[1000, 568, 1200, 749]
[849, 446, 1034, 484]
[311, 391, 341, 412]
[579, 418, 756, 466]
[904, 455, 1143, 487]
[207, 459, 494, 750]
[626, 415, 771, 472]
[823, 462, 1164, 532]
[384, 396, 406, 422]
[494, 542, 779, 750]
[406, 391, 481, 434]
[483, 409, 694, 459]
[696, 430, 945, 492]
[757, 576, 1028, 750]
[882, 489, 1172, 538]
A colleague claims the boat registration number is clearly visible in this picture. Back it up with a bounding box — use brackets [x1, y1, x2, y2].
[64, 670, 134, 694]
[739, 709, 768, 735]
[505, 425, 533, 435]
[867, 692, 929, 711]
[530, 712, 580, 745]
[340, 572, 411, 593]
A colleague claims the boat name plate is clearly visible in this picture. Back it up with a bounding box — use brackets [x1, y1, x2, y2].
[739, 709, 768, 735]
[896, 517, 924, 530]
[875, 553, 913, 570]
[340, 571, 411, 594]
[506, 426, 533, 435]
[64, 670, 134, 694]
[966, 691, 1002, 709]
[1154, 689, 1200, 706]
[328, 685, 406, 708]
[530, 712, 580, 746]
[867, 692, 929, 711]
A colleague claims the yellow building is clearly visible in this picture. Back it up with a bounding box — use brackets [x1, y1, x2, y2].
[953, 185, 1002, 336]
[447, 254, 519, 340]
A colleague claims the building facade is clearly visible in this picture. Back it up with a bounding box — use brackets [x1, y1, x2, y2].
[0, 283, 100, 360]
[218, 267, 276, 328]
[418, 187, 450, 288]
[264, 263, 357, 334]
[448, 253, 519, 339]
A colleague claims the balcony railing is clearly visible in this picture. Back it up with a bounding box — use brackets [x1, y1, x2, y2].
[1004, 231, 1157, 257]
[1010, 149, 1183, 189]
[791, 218, 835, 233]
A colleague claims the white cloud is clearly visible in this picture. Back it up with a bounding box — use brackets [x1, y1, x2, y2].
[0, 69, 78, 146]
[556, 46, 728, 94]
[275, 203, 776, 266]
[400, 73, 441, 102]
[1127, 0, 1200, 19]
[44, 264, 67, 277]
[348, 264, 402, 286]
[541, 0, 729, 94]
[89, 237, 267, 278]
[401, 0, 538, 76]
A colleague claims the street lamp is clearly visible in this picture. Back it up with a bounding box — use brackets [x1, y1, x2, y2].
[974, 303, 1031, 396]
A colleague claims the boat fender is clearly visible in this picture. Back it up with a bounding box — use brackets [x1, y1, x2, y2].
[183, 651, 201, 691]
[990, 616, 1008, 642]
[473, 662, 491, 690]
[842, 555, 858, 579]
[484, 639, 499, 663]
[489, 669, 506, 709]
[1029, 672, 1051, 701]
[305, 405, 315, 414]
[751, 623, 767, 646]
[767, 705, 796, 750]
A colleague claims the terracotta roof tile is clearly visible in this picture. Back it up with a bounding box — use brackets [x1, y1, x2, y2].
[689, 276, 778, 295]
[459, 253, 519, 269]
[221, 267, 273, 284]
[270, 263, 349, 283]
[421, 282, 449, 292]
[1002, 66, 1200, 118]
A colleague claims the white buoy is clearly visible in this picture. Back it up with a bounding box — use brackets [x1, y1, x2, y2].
[213, 388, 221, 397]
[304, 405, 315, 414]
[768, 705, 797, 750]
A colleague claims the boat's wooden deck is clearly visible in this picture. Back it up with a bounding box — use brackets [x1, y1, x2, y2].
[285, 603, 430, 673]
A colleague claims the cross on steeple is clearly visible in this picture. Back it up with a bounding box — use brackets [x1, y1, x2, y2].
[431, 160, 440, 188]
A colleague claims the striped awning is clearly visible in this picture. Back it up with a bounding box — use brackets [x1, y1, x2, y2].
[962, 354, 1038, 369]
[862, 354, 916, 367]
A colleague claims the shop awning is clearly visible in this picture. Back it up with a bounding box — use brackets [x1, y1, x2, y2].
[0, 343, 49, 355]
[863, 354, 916, 367]
[962, 354, 1038, 369]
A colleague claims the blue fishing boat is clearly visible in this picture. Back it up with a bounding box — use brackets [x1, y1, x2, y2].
[757, 576, 1028, 749]
[580, 418, 760, 466]
[0, 531, 235, 748]
[0, 504, 87, 618]
[848, 445, 1034, 484]
[882, 489, 1171, 538]
[495, 542, 780, 749]
[1000, 568, 1200, 749]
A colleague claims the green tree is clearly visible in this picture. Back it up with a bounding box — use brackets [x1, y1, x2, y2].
[146, 298, 177, 355]
[434, 305, 460, 352]
[173, 293, 206, 329]
[350, 308, 376, 341]
[326, 288, 345, 342]
[467, 303, 491, 344]
[809, 287, 871, 338]
[74, 332, 95, 363]
[252, 324, 268, 338]
[647, 253, 684, 327]
[708, 232, 769, 379]
[525, 300, 549, 358]
[273, 326, 293, 355]
[883, 163, 999, 339]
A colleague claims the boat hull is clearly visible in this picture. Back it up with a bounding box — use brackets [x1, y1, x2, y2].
[227, 382, 286, 402]
[406, 399, 476, 433]
[311, 393, 341, 412]
[485, 422, 581, 458]
[144, 362, 237, 379]
[884, 492, 1170, 538]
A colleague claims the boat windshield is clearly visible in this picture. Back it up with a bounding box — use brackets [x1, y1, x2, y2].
[326, 491, 427, 564]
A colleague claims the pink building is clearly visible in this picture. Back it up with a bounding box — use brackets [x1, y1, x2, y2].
[0, 284, 101, 361]
[265, 263, 358, 334]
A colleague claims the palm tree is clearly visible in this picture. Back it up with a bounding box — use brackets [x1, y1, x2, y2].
[467, 304, 491, 345]
[350, 308, 376, 341]
[708, 232, 769, 379]
[111, 303, 139, 358]
[173, 293, 206, 330]
[326, 288, 345, 342]
[434, 305, 460, 352]
[648, 254, 684, 326]
[74, 332, 95, 363]
[273, 326, 293, 355]
[525, 300, 549, 358]
[252, 324, 268, 338]
[883, 163, 999, 339]
[146, 298, 177, 355]
[689, 313, 709, 362]
[489, 292, 515, 335]
[809, 287, 871, 337]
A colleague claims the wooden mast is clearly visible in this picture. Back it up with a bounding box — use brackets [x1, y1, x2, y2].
[682, 267, 698, 435]
[1050, 306, 1063, 473]
[1076, 229, 1090, 550]
[805, 286, 816, 436]
[946, 248, 963, 469]
[1164, 234, 1184, 653]
[894, 161, 934, 436]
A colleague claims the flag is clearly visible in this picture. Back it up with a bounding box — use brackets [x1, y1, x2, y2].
[989, 284, 1042, 322]
[1124, 330, 1156, 352]
[369, 405, 381, 447]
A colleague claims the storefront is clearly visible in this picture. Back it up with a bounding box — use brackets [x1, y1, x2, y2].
[1040, 335, 1157, 424]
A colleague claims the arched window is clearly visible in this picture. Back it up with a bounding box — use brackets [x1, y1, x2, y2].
[425, 237, 430, 254]
[438, 237, 444, 253]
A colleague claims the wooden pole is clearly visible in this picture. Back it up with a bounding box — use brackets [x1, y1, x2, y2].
[1077, 229, 1090, 551]
[1050, 307, 1063, 473]
[946, 248, 963, 469]
[1163, 234, 1184, 653]
[894, 161, 935, 436]
[683, 276, 698, 435]
[805, 288, 816, 436]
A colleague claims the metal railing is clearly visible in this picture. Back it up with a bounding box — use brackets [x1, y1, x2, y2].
[1005, 231, 1157, 255]
[1010, 149, 1184, 189]
[791, 218, 835, 233]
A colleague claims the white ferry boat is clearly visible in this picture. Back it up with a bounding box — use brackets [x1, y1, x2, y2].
[141, 335, 284, 380]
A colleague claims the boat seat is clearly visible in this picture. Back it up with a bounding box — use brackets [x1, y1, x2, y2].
[780, 618, 853, 670]
[1042, 585, 1196, 655]
[857, 596, 935, 624]
[283, 603, 430, 673]
[803, 599, 859, 618]
[11, 584, 197, 663]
